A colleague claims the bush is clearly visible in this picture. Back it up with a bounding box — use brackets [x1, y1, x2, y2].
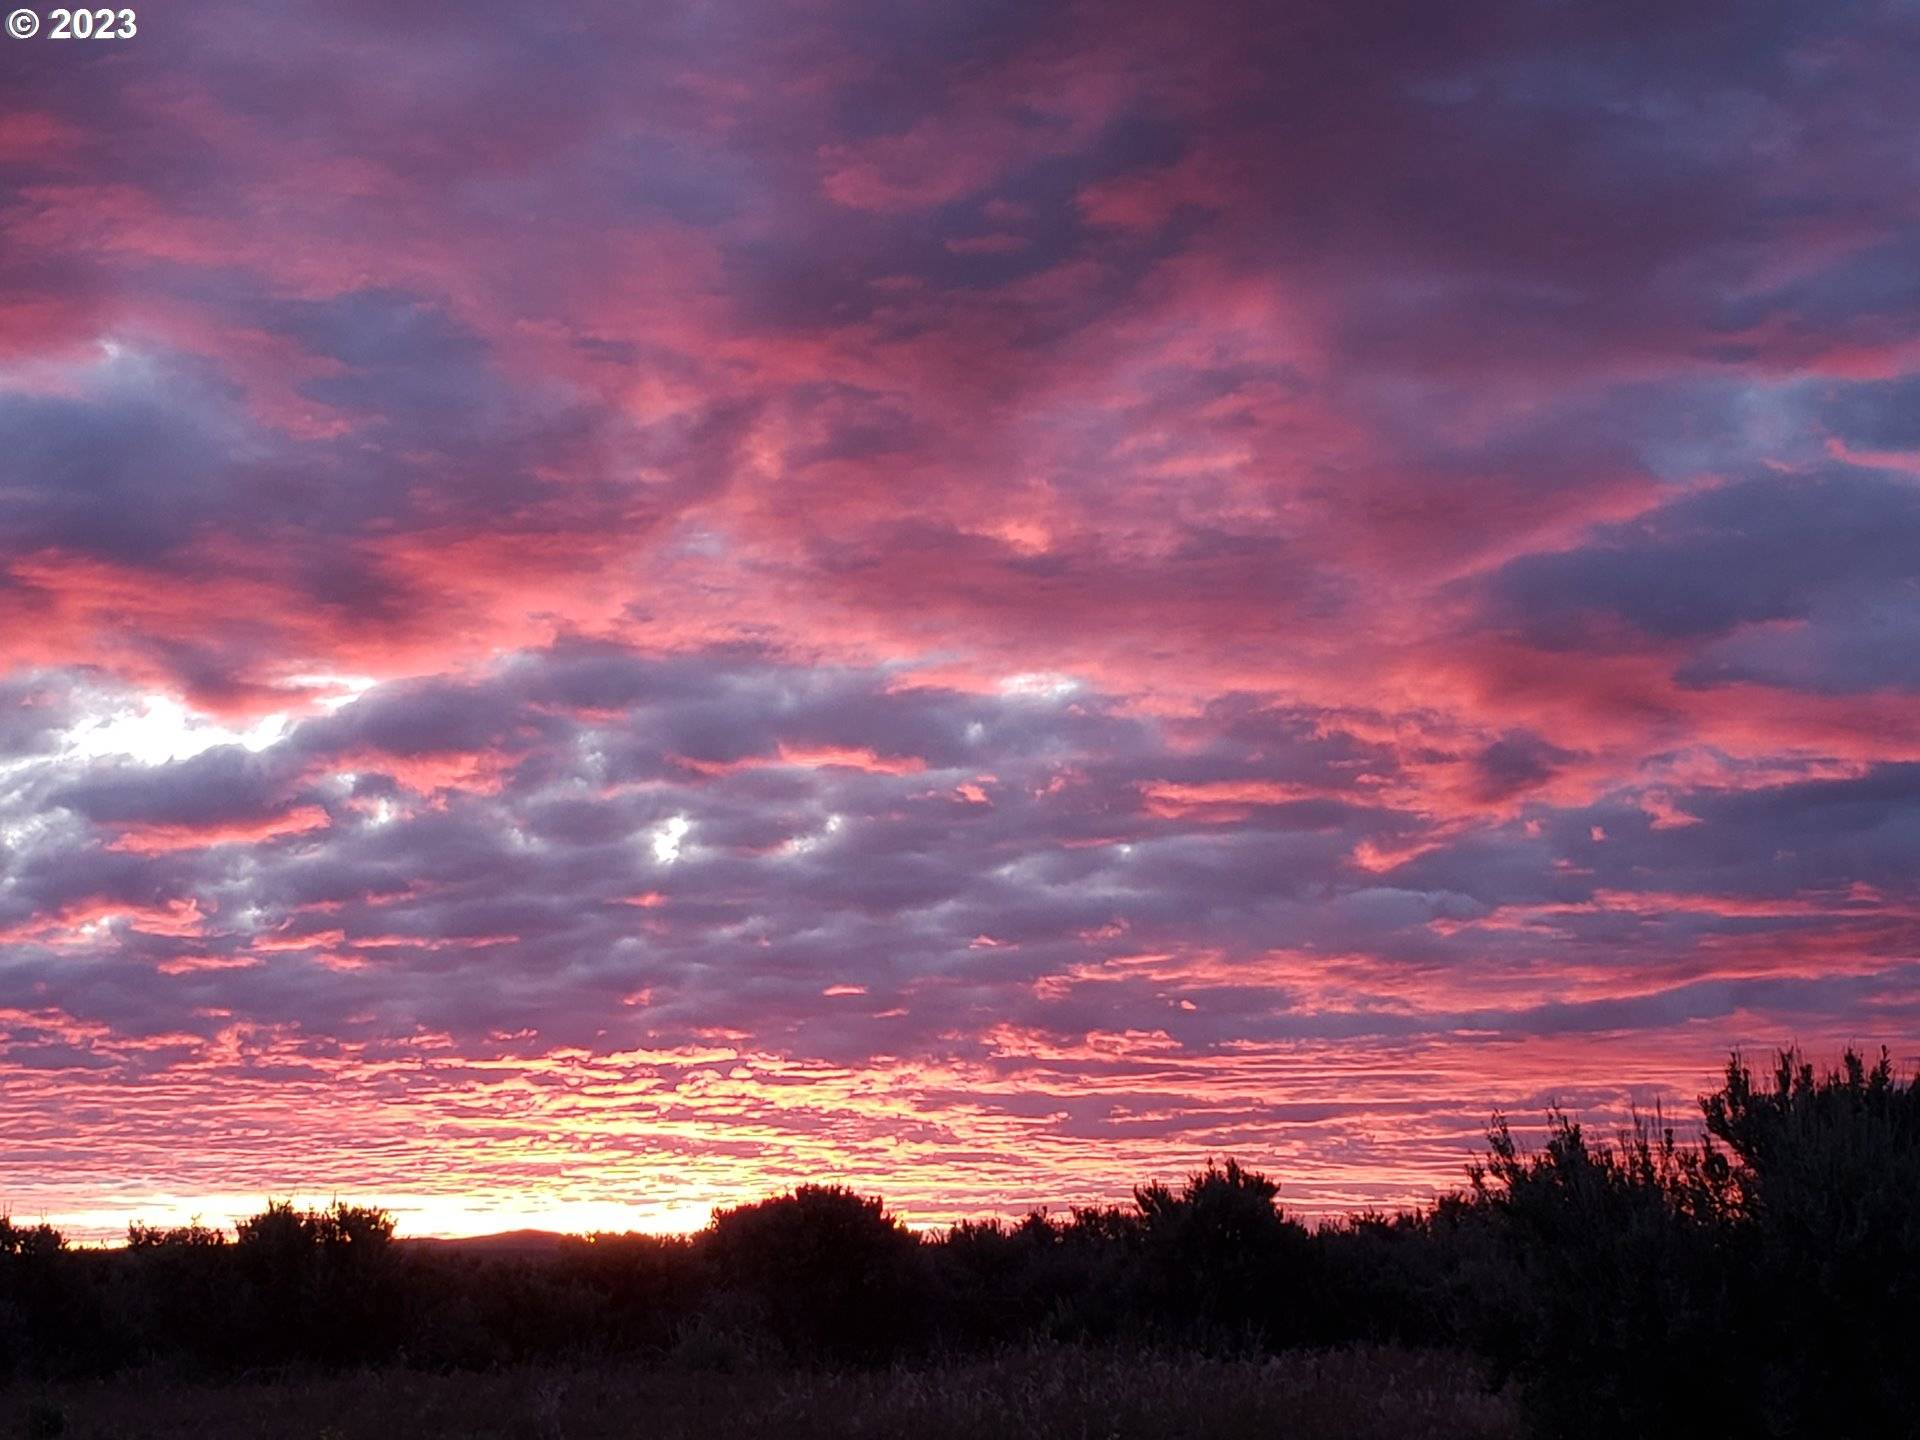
[700, 1185, 928, 1363]
[1313, 1208, 1461, 1348]
[1133, 1159, 1315, 1348]
[1462, 1048, 1920, 1438]
[112, 1220, 239, 1367]
[233, 1200, 402, 1366]
[1460, 1110, 1742, 1435]
[0, 1219, 111, 1380]
[1702, 1048, 1920, 1434]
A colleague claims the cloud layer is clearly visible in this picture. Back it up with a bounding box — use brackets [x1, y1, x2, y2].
[3, 0, 1918, 1235]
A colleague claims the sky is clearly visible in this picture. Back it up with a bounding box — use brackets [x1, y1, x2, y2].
[3, 1, 1919, 1240]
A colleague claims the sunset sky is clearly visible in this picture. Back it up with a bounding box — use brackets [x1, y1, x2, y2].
[4, 1, 1919, 1240]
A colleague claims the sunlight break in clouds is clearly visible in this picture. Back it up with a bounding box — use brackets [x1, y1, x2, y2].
[62, 693, 288, 767]
[3, 0, 1920, 1240]
[650, 814, 691, 866]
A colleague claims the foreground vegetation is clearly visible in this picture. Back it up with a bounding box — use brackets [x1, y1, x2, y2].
[0, 1346, 1516, 1440]
[4, 1047, 1917, 1439]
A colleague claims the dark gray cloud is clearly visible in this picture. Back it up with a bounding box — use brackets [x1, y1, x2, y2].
[6, 646, 1916, 1083]
[1485, 472, 1920, 653]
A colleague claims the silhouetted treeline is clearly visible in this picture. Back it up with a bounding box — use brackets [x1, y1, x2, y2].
[4, 1048, 1917, 1438]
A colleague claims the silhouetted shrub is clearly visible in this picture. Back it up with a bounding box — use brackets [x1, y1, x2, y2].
[1701, 1048, 1920, 1435]
[931, 1206, 1148, 1347]
[233, 1200, 401, 1366]
[110, 1219, 240, 1367]
[401, 1253, 607, 1369]
[0, 1219, 112, 1380]
[1461, 1047, 1920, 1438]
[700, 1184, 927, 1363]
[932, 1214, 1056, 1346]
[1313, 1207, 1461, 1348]
[1131, 1160, 1315, 1348]
[555, 1232, 700, 1355]
[1460, 1110, 1742, 1435]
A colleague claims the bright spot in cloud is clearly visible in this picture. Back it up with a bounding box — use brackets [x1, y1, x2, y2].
[999, 672, 1079, 699]
[782, 812, 845, 857]
[651, 814, 691, 865]
[0, 813, 55, 849]
[63, 693, 286, 765]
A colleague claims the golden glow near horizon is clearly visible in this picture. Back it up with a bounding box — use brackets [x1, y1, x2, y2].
[6, 1021, 1862, 1244]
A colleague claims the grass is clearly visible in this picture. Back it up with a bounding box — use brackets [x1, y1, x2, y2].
[4, 1345, 1517, 1440]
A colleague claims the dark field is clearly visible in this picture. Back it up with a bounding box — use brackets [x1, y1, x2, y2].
[2, 1346, 1516, 1440]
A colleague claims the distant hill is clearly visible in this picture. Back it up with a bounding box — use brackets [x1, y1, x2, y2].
[398, 1228, 571, 1256]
